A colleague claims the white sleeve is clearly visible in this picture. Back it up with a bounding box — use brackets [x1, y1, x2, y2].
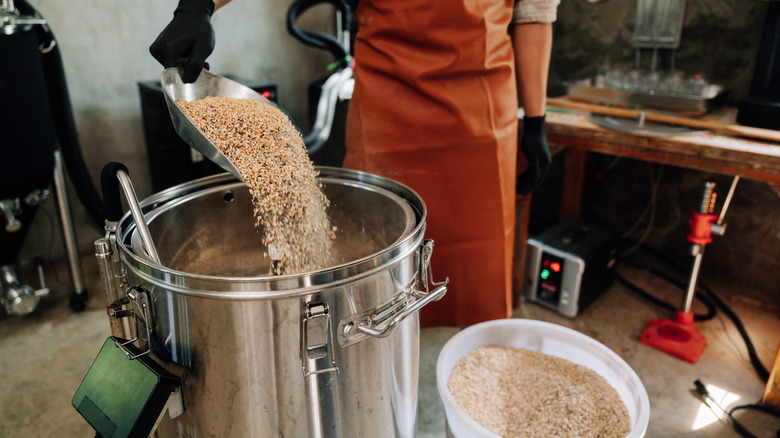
[512, 0, 561, 24]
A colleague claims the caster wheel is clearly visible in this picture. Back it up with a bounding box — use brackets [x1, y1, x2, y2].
[69, 290, 88, 312]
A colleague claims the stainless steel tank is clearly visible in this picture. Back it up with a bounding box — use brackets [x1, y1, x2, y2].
[102, 166, 447, 437]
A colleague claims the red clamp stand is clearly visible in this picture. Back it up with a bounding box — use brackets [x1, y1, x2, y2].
[640, 177, 739, 364]
[641, 309, 707, 363]
[687, 212, 718, 246]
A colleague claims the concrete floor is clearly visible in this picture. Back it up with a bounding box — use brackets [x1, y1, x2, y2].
[1, 255, 779, 437]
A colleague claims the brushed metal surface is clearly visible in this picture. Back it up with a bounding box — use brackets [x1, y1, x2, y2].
[115, 167, 433, 437]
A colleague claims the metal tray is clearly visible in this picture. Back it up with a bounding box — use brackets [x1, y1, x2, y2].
[587, 114, 707, 137]
[566, 78, 728, 115]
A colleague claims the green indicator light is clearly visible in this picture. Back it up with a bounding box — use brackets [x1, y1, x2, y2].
[540, 269, 550, 280]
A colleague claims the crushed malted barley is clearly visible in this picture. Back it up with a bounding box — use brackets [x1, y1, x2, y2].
[176, 96, 334, 275]
[447, 346, 631, 438]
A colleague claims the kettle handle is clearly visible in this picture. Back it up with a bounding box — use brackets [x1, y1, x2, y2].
[100, 162, 161, 264]
[359, 284, 446, 337]
[101, 162, 129, 222]
[338, 240, 448, 346]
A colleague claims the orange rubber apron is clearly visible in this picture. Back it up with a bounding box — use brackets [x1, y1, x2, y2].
[345, 0, 518, 327]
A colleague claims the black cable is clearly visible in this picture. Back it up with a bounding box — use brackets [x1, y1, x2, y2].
[728, 404, 780, 438]
[614, 268, 717, 321]
[702, 285, 770, 382]
[729, 403, 780, 420]
[619, 243, 770, 382]
[619, 163, 664, 258]
[694, 379, 761, 438]
[287, 0, 351, 63]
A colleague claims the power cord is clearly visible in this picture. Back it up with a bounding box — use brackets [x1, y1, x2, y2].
[619, 163, 664, 258]
[615, 268, 716, 321]
[693, 379, 766, 438]
[729, 403, 780, 438]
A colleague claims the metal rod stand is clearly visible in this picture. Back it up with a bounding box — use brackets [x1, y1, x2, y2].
[53, 149, 88, 310]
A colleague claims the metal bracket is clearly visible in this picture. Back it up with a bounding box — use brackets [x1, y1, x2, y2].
[95, 236, 131, 339]
[167, 387, 184, 419]
[418, 239, 446, 294]
[141, 386, 185, 437]
[0, 199, 22, 232]
[302, 302, 339, 378]
[114, 286, 153, 360]
[108, 307, 134, 319]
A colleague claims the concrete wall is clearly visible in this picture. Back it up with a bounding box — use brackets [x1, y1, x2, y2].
[16, 0, 337, 268]
[539, 0, 780, 302]
[549, 0, 769, 105]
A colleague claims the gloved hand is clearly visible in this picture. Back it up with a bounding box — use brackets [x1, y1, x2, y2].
[516, 115, 552, 195]
[149, 0, 216, 83]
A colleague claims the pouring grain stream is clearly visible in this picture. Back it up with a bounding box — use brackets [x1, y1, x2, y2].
[176, 96, 334, 275]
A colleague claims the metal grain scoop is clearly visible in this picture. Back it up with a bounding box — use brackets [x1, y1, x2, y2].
[160, 67, 275, 181]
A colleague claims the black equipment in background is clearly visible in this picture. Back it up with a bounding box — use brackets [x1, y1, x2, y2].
[737, 2, 780, 130]
[523, 220, 618, 318]
[1, 0, 98, 314]
[287, 0, 354, 167]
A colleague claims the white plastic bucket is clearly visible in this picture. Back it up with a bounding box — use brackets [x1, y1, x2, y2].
[436, 319, 650, 437]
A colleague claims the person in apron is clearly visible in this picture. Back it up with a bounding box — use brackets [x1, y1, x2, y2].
[150, 0, 559, 327]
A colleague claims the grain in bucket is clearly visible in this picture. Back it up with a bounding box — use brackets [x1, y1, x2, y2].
[436, 319, 650, 437]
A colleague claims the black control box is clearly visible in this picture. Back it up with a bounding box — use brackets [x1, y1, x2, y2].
[523, 220, 618, 318]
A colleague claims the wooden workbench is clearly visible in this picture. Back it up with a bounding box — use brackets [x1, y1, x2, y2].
[544, 103, 780, 220]
[512, 100, 780, 289]
[513, 101, 780, 293]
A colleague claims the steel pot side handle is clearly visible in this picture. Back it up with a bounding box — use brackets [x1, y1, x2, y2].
[358, 284, 447, 338]
[338, 239, 448, 347]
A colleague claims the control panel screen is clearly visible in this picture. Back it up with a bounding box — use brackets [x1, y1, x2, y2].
[537, 252, 564, 305]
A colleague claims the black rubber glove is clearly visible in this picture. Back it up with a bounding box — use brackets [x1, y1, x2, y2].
[516, 115, 552, 195]
[149, 0, 216, 83]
